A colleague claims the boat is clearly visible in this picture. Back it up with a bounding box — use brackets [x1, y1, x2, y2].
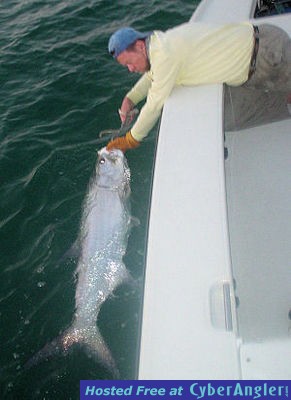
[137, 0, 291, 379]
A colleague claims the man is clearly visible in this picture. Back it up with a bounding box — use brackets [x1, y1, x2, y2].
[106, 23, 291, 152]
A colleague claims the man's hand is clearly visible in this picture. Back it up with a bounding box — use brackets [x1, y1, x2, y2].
[119, 97, 135, 123]
[106, 131, 140, 152]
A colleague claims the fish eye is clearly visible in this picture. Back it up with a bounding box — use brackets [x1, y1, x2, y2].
[99, 158, 106, 164]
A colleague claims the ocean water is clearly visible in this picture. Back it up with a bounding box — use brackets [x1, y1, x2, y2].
[1, 1, 199, 398]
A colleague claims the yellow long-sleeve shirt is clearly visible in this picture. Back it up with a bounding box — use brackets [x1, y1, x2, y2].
[126, 21, 254, 141]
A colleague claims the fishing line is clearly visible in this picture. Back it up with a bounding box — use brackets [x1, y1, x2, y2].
[98, 108, 139, 140]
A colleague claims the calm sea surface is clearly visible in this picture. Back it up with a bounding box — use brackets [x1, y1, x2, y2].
[1, 1, 199, 398]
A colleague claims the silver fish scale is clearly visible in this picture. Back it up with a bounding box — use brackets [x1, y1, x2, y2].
[25, 148, 132, 377]
[70, 148, 131, 373]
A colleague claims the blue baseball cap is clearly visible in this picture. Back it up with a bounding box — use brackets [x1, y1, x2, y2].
[108, 27, 151, 58]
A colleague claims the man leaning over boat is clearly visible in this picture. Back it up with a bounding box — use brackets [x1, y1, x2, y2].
[106, 22, 291, 151]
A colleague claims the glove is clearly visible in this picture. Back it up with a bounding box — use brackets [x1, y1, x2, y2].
[106, 131, 140, 152]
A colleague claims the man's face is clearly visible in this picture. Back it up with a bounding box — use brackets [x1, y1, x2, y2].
[117, 40, 150, 74]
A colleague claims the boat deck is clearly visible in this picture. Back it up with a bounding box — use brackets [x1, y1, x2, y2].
[138, 0, 291, 379]
[225, 118, 291, 378]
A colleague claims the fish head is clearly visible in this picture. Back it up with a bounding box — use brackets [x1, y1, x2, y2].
[96, 147, 130, 196]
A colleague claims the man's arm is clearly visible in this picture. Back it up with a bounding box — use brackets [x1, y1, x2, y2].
[119, 72, 152, 121]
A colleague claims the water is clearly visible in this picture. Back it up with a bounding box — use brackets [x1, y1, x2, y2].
[1, 1, 199, 398]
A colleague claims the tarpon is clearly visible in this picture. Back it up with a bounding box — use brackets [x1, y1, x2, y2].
[25, 148, 132, 377]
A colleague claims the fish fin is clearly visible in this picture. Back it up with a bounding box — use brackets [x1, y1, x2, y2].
[81, 325, 120, 378]
[124, 270, 136, 289]
[117, 262, 135, 289]
[24, 325, 119, 378]
[129, 216, 140, 228]
[24, 334, 64, 370]
[56, 240, 80, 267]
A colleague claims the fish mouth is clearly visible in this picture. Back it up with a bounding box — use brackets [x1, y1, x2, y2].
[98, 147, 124, 163]
[96, 147, 129, 185]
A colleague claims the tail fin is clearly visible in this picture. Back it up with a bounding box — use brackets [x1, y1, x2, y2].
[24, 325, 119, 378]
[78, 325, 120, 378]
[24, 334, 64, 370]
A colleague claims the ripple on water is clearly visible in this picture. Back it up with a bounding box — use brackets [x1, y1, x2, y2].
[1, 0, 198, 394]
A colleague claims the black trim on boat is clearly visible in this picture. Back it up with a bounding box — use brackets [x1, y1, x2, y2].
[254, 0, 291, 18]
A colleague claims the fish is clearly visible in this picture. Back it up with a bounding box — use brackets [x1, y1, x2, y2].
[25, 147, 132, 377]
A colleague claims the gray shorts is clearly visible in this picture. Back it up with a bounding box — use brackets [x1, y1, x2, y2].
[244, 24, 291, 92]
